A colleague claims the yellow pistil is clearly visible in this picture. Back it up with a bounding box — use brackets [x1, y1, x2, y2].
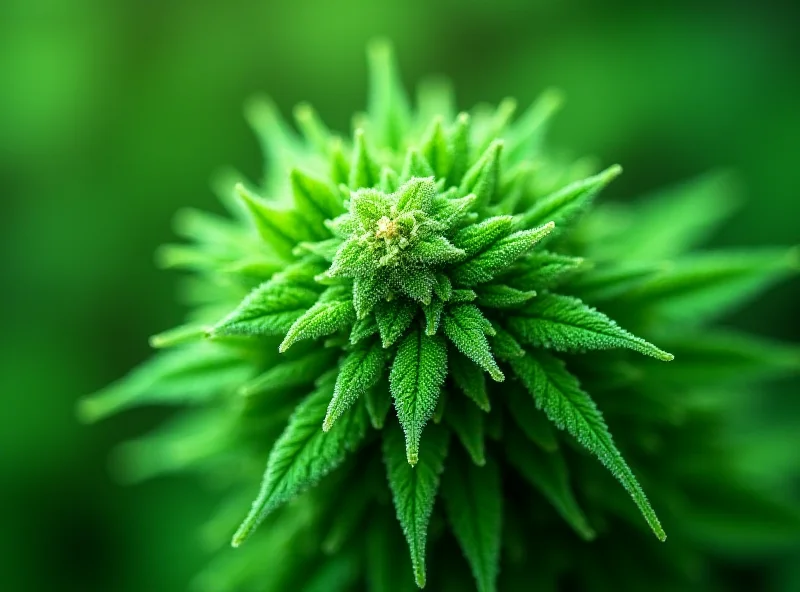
[375, 216, 399, 241]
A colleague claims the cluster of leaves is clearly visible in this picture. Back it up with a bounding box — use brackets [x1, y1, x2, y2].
[81, 42, 800, 591]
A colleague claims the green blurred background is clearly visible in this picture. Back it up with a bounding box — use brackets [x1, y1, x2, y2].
[1, 0, 798, 590]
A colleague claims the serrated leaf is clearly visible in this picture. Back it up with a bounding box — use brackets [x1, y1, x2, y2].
[290, 168, 345, 224]
[449, 350, 490, 412]
[648, 330, 800, 385]
[446, 395, 486, 466]
[509, 350, 665, 541]
[328, 235, 373, 277]
[350, 313, 379, 344]
[376, 298, 417, 347]
[393, 267, 438, 304]
[354, 272, 390, 318]
[293, 102, 331, 154]
[593, 171, 742, 262]
[232, 385, 368, 546]
[409, 236, 465, 265]
[506, 425, 594, 540]
[420, 117, 452, 179]
[400, 150, 435, 184]
[367, 40, 411, 150]
[621, 249, 798, 324]
[460, 139, 503, 210]
[365, 378, 393, 429]
[509, 293, 673, 361]
[489, 327, 525, 362]
[452, 216, 514, 257]
[212, 280, 321, 337]
[237, 184, 311, 257]
[450, 289, 477, 303]
[429, 193, 477, 228]
[383, 422, 449, 588]
[442, 304, 503, 381]
[351, 187, 392, 229]
[395, 176, 437, 213]
[422, 300, 444, 336]
[451, 222, 555, 286]
[504, 251, 584, 291]
[505, 385, 558, 452]
[447, 113, 471, 187]
[505, 88, 563, 161]
[239, 349, 337, 397]
[280, 287, 355, 352]
[519, 165, 621, 229]
[441, 450, 502, 592]
[350, 129, 381, 189]
[475, 284, 536, 308]
[389, 327, 448, 465]
[78, 344, 251, 422]
[324, 339, 386, 431]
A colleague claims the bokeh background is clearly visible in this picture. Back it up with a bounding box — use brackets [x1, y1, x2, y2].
[1, 0, 798, 590]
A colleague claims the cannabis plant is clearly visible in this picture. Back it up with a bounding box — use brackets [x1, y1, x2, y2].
[81, 42, 799, 591]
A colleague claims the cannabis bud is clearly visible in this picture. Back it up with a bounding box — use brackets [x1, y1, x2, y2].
[81, 41, 798, 591]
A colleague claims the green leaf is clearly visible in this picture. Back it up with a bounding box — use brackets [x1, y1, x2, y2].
[452, 216, 514, 257]
[451, 222, 555, 286]
[446, 395, 486, 466]
[78, 344, 251, 423]
[505, 385, 558, 452]
[324, 339, 386, 431]
[460, 139, 503, 210]
[237, 184, 312, 258]
[350, 314, 379, 344]
[450, 350, 491, 412]
[409, 236, 465, 265]
[509, 351, 665, 541]
[420, 117, 452, 179]
[488, 327, 525, 362]
[389, 327, 448, 465]
[279, 287, 355, 352]
[293, 102, 331, 153]
[422, 300, 444, 336]
[506, 425, 594, 540]
[400, 150, 435, 183]
[505, 88, 563, 160]
[376, 298, 417, 347]
[592, 171, 743, 262]
[232, 384, 368, 546]
[350, 129, 381, 189]
[395, 176, 437, 213]
[441, 451, 502, 592]
[351, 186, 392, 228]
[383, 422, 449, 588]
[393, 266, 438, 304]
[429, 193, 477, 228]
[475, 284, 536, 308]
[509, 293, 674, 361]
[519, 165, 621, 229]
[367, 40, 410, 150]
[365, 378, 393, 429]
[504, 251, 584, 291]
[647, 330, 800, 385]
[239, 349, 337, 397]
[354, 272, 390, 318]
[212, 281, 320, 337]
[621, 249, 799, 324]
[442, 304, 504, 381]
[447, 113, 471, 187]
[290, 168, 345, 223]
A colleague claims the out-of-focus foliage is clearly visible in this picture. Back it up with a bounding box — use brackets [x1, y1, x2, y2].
[1, 1, 798, 591]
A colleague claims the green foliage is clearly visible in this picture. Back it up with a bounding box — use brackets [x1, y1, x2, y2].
[80, 41, 800, 592]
